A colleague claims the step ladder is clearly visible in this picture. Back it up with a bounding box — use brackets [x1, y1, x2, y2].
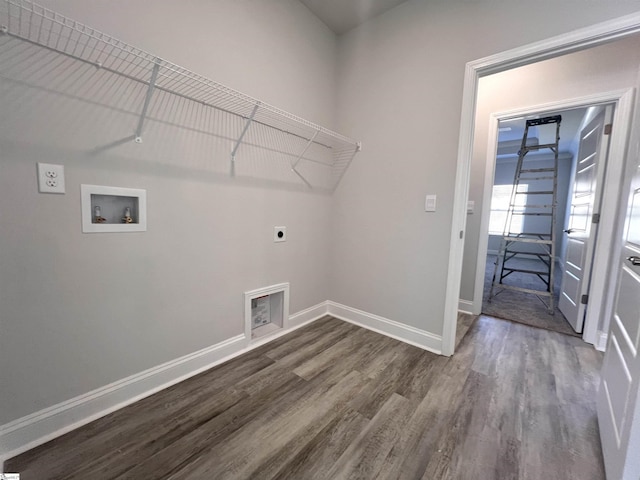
[488, 115, 561, 314]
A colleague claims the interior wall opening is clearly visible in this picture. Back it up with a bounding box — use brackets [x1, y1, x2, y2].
[481, 105, 609, 339]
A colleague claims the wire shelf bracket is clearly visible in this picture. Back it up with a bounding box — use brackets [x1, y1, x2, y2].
[333, 141, 362, 188]
[0, 0, 362, 192]
[230, 102, 260, 177]
[134, 59, 161, 144]
[290, 129, 319, 189]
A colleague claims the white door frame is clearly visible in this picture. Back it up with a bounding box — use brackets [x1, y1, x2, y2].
[471, 91, 634, 348]
[442, 11, 640, 356]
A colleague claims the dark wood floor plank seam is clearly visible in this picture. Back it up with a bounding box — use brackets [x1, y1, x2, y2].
[270, 407, 370, 480]
[111, 372, 311, 480]
[326, 392, 414, 480]
[168, 370, 371, 479]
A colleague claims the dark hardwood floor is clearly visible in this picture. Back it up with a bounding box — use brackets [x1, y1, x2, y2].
[5, 314, 605, 480]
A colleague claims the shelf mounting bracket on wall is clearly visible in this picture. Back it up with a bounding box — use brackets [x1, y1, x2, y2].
[231, 102, 260, 176]
[290, 129, 319, 189]
[134, 59, 161, 144]
[332, 141, 362, 188]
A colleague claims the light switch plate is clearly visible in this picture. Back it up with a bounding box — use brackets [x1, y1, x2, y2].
[425, 194, 437, 212]
[37, 163, 66, 194]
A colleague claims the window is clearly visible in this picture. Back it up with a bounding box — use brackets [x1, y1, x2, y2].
[489, 184, 527, 235]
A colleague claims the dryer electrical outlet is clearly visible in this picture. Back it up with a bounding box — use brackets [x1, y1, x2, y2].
[274, 226, 287, 242]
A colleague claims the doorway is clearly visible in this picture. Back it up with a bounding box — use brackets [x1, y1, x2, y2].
[480, 105, 608, 338]
[465, 87, 633, 352]
[441, 15, 640, 478]
[442, 22, 640, 358]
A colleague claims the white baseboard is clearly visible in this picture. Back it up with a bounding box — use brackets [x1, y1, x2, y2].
[326, 301, 442, 355]
[1, 300, 443, 462]
[596, 330, 608, 352]
[458, 299, 474, 315]
[0, 333, 245, 463]
[288, 301, 329, 329]
[0, 301, 328, 463]
[247, 301, 329, 349]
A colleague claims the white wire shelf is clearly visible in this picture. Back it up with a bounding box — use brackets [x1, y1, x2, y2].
[0, 0, 361, 191]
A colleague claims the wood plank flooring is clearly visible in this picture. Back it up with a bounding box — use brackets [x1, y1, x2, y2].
[483, 254, 580, 337]
[4, 314, 605, 480]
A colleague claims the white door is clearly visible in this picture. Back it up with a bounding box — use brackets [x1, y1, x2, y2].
[558, 108, 611, 333]
[597, 88, 640, 479]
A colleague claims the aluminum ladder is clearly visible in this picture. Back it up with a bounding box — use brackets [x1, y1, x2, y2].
[488, 115, 561, 314]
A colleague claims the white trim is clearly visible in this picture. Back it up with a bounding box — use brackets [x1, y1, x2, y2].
[583, 91, 636, 346]
[471, 90, 634, 347]
[0, 333, 244, 462]
[466, 12, 640, 77]
[458, 299, 474, 315]
[240, 301, 329, 350]
[443, 60, 479, 356]
[596, 330, 609, 352]
[0, 301, 326, 462]
[288, 301, 329, 328]
[326, 301, 442, 355]
[444, 11, 640, 357]
[2, 300, 445, 461]
[0, 299, 448, 461]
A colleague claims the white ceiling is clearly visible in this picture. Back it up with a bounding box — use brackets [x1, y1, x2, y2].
[299, 0, 409, 35]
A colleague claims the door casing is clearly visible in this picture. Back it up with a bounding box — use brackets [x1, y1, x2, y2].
[470, 92, 632, 348]
[443, 11, 640, 356]
[558, 107, 610, 334]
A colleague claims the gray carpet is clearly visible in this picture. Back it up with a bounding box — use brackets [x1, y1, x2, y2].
[482, 254, 580, 337]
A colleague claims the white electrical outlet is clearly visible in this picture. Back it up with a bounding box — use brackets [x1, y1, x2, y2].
[37, 163, 66, 194]
[274, 226, 286, 242]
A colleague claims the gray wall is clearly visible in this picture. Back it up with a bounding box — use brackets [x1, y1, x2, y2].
[331, 0, 640, 335]
[4, 0, 640, 427]
[0, 0, 337, 425]
[460, 35, 640, 305]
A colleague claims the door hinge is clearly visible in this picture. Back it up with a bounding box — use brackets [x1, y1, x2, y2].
[604, 124, 612, 135]
[592, 213, 600, 224]
[581, 294, 589, 305]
